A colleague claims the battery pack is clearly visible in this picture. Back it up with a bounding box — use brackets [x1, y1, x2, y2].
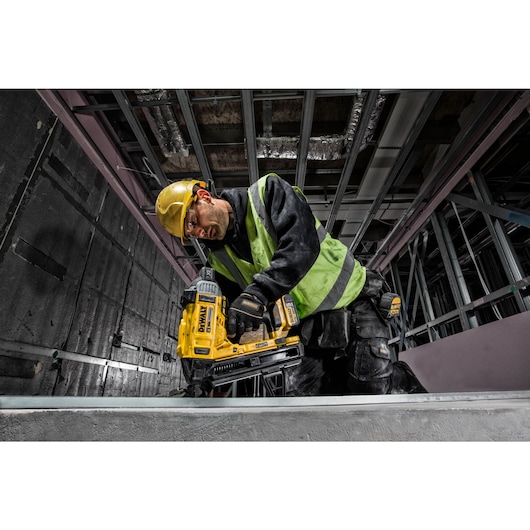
[379, 292, 401, 319]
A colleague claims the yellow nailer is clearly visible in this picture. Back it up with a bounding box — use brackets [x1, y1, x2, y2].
[177, 267, 304, 396]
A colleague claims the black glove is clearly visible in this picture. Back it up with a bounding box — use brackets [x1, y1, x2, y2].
[227, 292, 266, 339]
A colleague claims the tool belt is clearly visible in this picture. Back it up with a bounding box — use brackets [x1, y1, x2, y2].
[300, 307, 351, 350]
[299, 270, 401, 351]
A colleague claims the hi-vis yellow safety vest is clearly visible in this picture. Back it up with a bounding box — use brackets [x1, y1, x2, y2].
[209, 174, 366, 319]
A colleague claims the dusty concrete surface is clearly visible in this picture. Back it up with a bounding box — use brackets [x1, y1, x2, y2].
[1, 393, 530, 441]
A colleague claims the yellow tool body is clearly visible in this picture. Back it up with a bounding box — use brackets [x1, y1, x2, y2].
[177, 285, 301, 362]
[176, 267, 304, 395]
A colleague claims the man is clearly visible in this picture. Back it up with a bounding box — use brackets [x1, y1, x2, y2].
[156, 173, 427, 395]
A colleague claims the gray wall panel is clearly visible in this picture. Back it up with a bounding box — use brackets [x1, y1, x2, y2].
[97, 184, 140, 252]
[43, 129, 106, 218]
[53, 360, 106, 397]
[0, 91, 187, 397]
[0, 176, 92, 348]
[120, 264, 150, 347]
[152, 248, 174, 293]
[103, 366, 141, 397]
[144, 282, 171, 352]
[62, 239, 128, 359]
[0, 90, 52, 225]
[132, 228, 158, 278]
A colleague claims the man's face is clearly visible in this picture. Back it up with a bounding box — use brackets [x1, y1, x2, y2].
[184, 192, 230, 241]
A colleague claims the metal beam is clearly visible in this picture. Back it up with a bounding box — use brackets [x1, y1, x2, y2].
[431, 213, 478, 330]
[1, 390, 529, 409]
[349, 91, 442, 253]
[390, 275, 530, 341]
[295, 90, 316, 190]
[175, 89, 213, 183]
[241, 90, 260, 185]
[413, 230, 439, 341]
[370, 91, 512, 269]
[399, 234, 421, 350]
[187, 90, 365, 105]
[37, 90, 196, 284]
[447, 192, 530, 229]
[469, 170, 530, 312]
[111, 90, 169, 188]
[0, 339, 158, 374]
[369, 90, 530, 271]
[325, 90, 379, 232]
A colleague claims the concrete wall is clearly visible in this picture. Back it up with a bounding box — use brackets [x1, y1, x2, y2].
[0, 90, 186, 397]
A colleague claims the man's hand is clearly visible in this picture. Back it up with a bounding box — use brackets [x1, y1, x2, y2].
[227, 293, 266, 339]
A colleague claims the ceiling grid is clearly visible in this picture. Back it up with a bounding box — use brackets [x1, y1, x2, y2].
[37, 88, 530, 282]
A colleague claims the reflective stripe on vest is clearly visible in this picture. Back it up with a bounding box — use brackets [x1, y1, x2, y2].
[211, 174, 366, 318]
[209, 246, 256, 289]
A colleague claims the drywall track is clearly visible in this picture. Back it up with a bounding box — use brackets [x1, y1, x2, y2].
[1, 392, 530, 441]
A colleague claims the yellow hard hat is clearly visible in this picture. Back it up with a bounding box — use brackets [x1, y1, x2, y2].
[155, 179, 207, 244]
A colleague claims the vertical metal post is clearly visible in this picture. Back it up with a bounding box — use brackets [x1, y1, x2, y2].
[431, 213, 479, 330]
[399, 235, 421, 351]
[241, 90, 260, 185]
[389, 262, 405, 307]
[350, 90, 442, 253]
[191, 239, 208, 266]
[175, 90, 213, 184]
[326, 90, 379, 232]
[469, 171, 530, 312]
[430, 284, 448, 338]
[413, 231, 439, 341]
[389, 261, 410, 355]
[295, 90, 316, 190]
[262, 99, 273, 137]
[112, 90, 170, 188]
[410, 275, 422, 333]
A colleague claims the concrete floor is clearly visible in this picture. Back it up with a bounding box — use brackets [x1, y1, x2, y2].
[2, 391, 530, 441]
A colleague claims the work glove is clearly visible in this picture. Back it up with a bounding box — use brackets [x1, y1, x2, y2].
[227, 292, 266, 339]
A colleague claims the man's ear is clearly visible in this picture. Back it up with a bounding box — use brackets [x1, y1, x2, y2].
[196, 188, 212, 203]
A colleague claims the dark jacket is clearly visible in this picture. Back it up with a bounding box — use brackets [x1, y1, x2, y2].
[203, 176, 320, 305]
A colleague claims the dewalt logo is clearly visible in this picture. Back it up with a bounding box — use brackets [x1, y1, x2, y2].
[198, 305, 212, 333]
[198, 306, 207, 333]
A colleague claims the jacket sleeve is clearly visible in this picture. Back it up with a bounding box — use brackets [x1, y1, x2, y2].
[244, 176, 321, 305]
[214, 271, 243, 305]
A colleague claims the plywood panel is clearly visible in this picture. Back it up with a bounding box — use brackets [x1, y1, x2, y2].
[400, 311, 530, 393]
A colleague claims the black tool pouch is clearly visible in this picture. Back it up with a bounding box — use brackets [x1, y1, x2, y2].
[300, 308, 351, 350]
